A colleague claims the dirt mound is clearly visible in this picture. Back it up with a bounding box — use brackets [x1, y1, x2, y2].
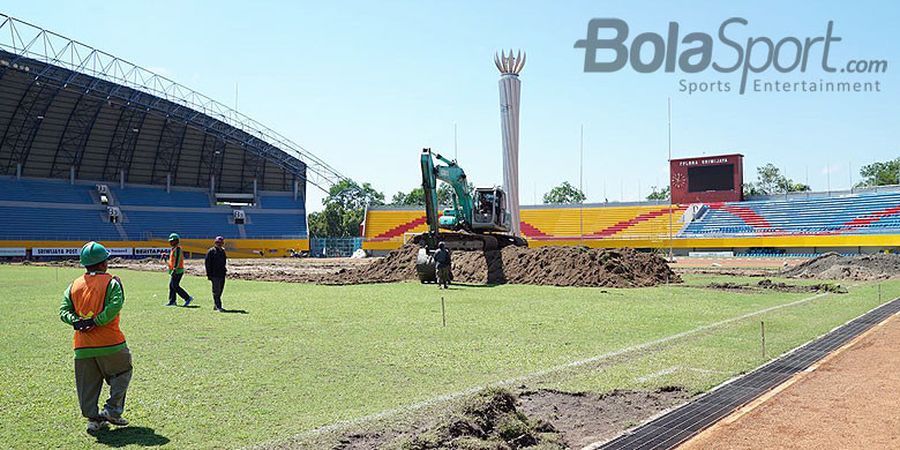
[332, 386, 690, 450]
[328, 244, 679, 287]
[781, 253, 900, 281]
[344, 388, 563, 450]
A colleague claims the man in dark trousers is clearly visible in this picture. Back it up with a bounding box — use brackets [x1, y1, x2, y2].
[205, 236, 228, 312]
[434, 241, 451, 289]
[166, 233, 193, 307]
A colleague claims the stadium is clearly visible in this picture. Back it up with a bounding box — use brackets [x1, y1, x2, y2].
[1, 9, 899, 450]
[0, 14, 346, 259]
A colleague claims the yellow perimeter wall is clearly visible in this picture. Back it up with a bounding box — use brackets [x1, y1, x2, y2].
[362, 206, 900, 251]
[0, 239, 309, 258]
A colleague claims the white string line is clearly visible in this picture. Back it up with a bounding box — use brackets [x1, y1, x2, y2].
[250, 291, 835, 449]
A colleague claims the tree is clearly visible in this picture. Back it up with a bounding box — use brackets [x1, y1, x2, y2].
[856, 157, 900, 187]
[542, 181, 586, 204]
[646, 185, 670, 201]
[308, 179, 385, 237]
[744, 163, 810, 196]
[391, 188, 426, 206]
[390, 183, 471, 207]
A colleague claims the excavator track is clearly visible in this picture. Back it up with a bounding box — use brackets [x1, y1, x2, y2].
[412, 232, 527, 283]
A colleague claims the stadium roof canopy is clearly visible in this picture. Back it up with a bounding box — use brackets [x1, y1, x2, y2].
[0, 14, 344, 194]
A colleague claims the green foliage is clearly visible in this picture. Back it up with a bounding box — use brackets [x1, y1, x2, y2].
[391, 187, 426, 206]
[856, 157, 900, 187]
[542, 181, 586, 204]
[646, 185, 670, 201]
[2, 265, 896, 448]
[391, 183, 470, 208]
[744, 163, 810, 196]
[308, 179, 384, 237]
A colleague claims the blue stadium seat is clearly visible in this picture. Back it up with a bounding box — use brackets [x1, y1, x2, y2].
[120, 210, 240, 239]
[0, 206, 120, 240]
[244, 212, 308, 238]
[114, 186, 211, 207]
[0, 178, 95, 204]
[682, 192, 900, 237]
[0, 179, 308, 241]
[258, 194, 305, 209]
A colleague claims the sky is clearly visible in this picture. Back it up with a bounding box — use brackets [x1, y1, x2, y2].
[4, 1, 899, 210]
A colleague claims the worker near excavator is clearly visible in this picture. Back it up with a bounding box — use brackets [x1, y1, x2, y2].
[434, 242, 451, 289]
[166, 233, 194, 307]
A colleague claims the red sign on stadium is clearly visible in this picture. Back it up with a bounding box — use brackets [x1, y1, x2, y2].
[670, 154, 743, 204]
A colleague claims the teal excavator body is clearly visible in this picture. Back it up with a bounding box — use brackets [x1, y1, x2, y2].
[414, 148, 527, 282]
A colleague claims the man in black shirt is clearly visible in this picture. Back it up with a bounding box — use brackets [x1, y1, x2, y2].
[205, 236, 228, 312]
[433, 242, 451, 289]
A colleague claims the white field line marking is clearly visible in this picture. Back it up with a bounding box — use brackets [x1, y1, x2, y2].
[635, 366, 679, 383]
[249, 292, 829, 449]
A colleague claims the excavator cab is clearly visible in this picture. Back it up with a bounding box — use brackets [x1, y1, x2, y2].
[472, 187, 511, 233]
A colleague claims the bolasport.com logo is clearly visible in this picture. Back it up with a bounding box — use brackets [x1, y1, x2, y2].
[574, 18, 887, 95]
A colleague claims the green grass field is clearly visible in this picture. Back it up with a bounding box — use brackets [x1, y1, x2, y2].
[1, 264, 897, 449]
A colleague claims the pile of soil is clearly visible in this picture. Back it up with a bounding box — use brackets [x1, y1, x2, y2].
[329, 244, 679, 287]
[781, 252, 900, 281]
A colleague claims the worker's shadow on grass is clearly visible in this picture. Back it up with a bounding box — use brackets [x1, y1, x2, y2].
[92, 426, 169, 447]
[220, 308, 249, 314]
[181, 305, 200, 309]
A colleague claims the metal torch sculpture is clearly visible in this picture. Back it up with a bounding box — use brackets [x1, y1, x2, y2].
[494, 49, 525, 237]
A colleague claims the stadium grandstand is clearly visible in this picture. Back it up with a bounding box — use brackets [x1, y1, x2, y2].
[363, 186, 900, 256]
[0, 14, 345, 258]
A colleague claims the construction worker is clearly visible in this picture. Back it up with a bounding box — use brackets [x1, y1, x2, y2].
[59, 241, 132, 433]
[434, 242, 451, 289]
[205, 236, 228, 312]
[166, 233, 194, 307]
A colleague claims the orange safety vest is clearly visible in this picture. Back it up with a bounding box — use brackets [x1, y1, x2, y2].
[71, 273, 126, 351]
[168, 246, 184, 271]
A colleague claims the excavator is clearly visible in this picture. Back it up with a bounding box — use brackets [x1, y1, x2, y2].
[413, 148, 527, 282]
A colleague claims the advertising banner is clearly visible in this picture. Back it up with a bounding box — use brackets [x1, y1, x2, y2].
[0, 248, 26, 257]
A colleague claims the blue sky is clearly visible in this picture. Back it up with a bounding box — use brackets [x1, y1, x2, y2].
[5, 1, 899, 210]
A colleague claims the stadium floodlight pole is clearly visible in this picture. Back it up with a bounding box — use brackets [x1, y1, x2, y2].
[667, 97, 674, 262]
[579, 123, 584, 244]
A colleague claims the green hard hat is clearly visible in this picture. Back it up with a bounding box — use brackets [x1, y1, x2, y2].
[168, 233, 180, 242]
[80, 241, 110, 267]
